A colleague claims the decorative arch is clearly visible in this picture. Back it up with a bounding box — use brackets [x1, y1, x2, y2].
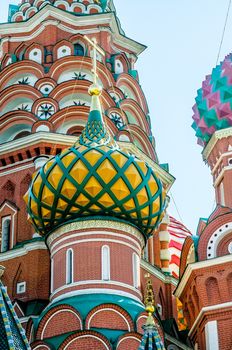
[36, 305, 82, 340]
[205, 277, 221, 304]
[0, 111, 35, 144]
[179, 237, 196, 278]
[0, 60, 44, 91]
[120, 99, 150, 133]
[49, 56, 115, 88]
[117, 73, 149, 114]
[116, 332, 142, 350]
[197, 212, 232, 260]
[31, 341, 51, 350]
[85, 304, 134, 331]
[24, 43, 44, 64]
[59, 330, 111, 350]
[53, 39, 74, 61]
[0, 84, 41, 115]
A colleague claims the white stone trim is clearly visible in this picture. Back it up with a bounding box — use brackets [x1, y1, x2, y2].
[0, 163, 34, 176]
[51, 238, 140, 257]
[202, 127, 232, 161]
[50, 288, 142, 305]
[0, 7, 145, 55]
[205, 320, 219, 350]
[159, 230, 170, 242]
[49, 228, 142, 252]
[160, 249, 171, 260]
[51, 279, 142, 299]
[175, 254, 232, 297]
[141, 259, 178, 286]
[47, 220, 144, 248]
[188, 301, 232, 336]
[0, 241, 47, 262]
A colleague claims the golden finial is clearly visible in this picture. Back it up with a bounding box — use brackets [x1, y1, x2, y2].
[84, 36, 105, 96]
[144, 273, 156, 326]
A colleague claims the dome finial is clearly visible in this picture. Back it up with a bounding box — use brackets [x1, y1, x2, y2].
[78, 37, 112, 147]
[144, 273, 156, 326]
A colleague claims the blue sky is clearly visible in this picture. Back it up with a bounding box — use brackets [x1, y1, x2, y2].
[1, 0, 232, 233]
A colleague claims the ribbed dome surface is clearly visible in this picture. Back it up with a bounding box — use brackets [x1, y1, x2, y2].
[24, 87, 166, 237]
[192, 53, 232, 146]
[25, 144, 165, 236]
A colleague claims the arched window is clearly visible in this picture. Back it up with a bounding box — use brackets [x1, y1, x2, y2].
[102, 245, 110, 281]
[1, 217, 11, 252]
[132, 253, 140, 288]
[66, 249, 74, 285]
[74, 43, 85, 56]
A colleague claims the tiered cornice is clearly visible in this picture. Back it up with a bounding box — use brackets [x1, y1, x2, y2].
[9, 0, 113, 22]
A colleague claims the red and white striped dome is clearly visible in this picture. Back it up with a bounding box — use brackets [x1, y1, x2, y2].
[168, 216, 192, 278]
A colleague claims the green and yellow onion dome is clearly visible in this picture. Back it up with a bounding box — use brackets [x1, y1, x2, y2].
[24, 84, 166, 238]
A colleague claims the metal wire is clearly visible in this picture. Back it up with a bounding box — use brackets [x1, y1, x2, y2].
[216, 0, 232, 65]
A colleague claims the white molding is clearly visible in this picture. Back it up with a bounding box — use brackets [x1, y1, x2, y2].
[51, 279, 142, 299]
[50, 288, 142, 305]
[175, 254, 232, 297]
[0, 241, 47, 262]
[0, 163, 34, 176]
[50, 229, 141, 252]
[47, 220, 144, 248]
[189, 302, 232, 336]
[205, 320, 219, 350]
[51, 238, 140, 257]
[202, 127, 232, 161]
[0, 132, 76, 156]
[141, 259, 178, 286]
[0, 7, 145, 55]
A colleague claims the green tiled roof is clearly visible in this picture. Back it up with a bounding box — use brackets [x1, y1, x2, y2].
[0, 282, 30, 350]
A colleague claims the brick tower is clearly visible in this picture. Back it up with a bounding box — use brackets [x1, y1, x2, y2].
[0, 1, 193, 349]
[175, 53, 232, 350]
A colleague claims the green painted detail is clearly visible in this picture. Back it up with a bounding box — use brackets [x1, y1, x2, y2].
[26, 143, 165, 237]
[79, 109, 111, 146]
[8, 4, 19, 22]
[37, 294, 144, 325]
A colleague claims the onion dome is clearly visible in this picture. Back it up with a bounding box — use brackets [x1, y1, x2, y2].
[168, 216, 192, 278]
[192, 53, 232, 146]
[24, 82, 166, 238]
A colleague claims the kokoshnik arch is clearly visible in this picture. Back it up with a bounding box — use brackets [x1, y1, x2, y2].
[3, 1, 232, 349]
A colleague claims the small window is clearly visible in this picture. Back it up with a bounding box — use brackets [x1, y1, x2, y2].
[66, 249, 74, 285]
[102, 245, 110, 281]
[57, 45, 71, 59]
[228, 158, 232, 166]
[157, 303, 162, 316]
[17, 282, 26, 294]
[74, 43, 85, 56]
[1, 217, 11, 253]
[132, 253, 140, 288]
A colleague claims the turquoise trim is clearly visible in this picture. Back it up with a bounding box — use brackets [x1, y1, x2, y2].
[36, 293, 144, 328]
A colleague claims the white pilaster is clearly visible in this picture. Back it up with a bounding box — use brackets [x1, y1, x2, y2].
[205, 321, 219, 350]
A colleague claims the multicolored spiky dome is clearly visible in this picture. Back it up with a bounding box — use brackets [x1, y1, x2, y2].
[24, 84, 166, 238]
[192, 53, 232, 146]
